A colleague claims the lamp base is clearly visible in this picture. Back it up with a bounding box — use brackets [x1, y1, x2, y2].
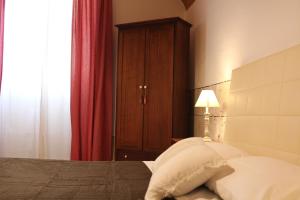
[202, 136, 212, 142]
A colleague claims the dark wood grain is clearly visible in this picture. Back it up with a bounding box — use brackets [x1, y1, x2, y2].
[172, 21, 192, 138]
[116, 17, 191, 29]
[143, 23, 174, 152]
[116, 149, 159, 161]
[115, 18, 191, 160]
[116, 28, 146, 151]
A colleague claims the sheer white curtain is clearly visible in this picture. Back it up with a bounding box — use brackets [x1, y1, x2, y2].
[0, 0, 73, 159]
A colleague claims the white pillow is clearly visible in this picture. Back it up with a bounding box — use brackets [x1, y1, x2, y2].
[153, 137, 204, 172]
[145, 144, 226, 200]
[206, 156, 300, 200]
[205, 142, 248, 160]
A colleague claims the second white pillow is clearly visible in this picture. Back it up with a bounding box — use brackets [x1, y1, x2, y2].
[145, 144, 226, 200]
[205, 142, 248, 160]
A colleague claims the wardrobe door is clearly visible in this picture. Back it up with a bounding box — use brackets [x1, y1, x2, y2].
[116, 28, 146, 150]
[143, 23, 174, 152]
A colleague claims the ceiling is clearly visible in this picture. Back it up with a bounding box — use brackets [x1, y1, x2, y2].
[181, 0, 195, 9]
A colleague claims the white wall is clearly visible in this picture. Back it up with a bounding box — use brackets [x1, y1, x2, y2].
[185, 0, 300, 88]
[113, 0, 185, 25]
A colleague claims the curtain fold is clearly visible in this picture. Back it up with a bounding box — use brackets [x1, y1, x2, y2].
[0, 0, 4, 92]
[71, 0, 113, 161]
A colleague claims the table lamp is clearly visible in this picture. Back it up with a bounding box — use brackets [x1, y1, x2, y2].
[195, 90, 220, 142]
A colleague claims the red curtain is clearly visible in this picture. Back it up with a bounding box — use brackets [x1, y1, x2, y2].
[71, 0, 113, 161]
[0, 0, 4, 92]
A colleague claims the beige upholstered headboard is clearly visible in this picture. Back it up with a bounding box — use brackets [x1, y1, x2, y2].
[224, 44, 300, 165]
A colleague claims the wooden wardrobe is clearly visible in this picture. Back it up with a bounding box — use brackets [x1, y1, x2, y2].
[115, 18, 192, 161]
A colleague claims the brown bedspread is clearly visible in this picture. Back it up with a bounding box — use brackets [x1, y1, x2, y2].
[0, 158, 151, 200]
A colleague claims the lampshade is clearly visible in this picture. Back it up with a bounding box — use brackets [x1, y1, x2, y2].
[195, 90, 220, 108]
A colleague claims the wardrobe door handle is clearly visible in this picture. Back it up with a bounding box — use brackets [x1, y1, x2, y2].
[139, 85, 143, 104]
[143, 86, 147, 104]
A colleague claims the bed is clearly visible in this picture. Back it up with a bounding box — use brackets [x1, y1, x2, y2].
[0, 158, 220, 200]
[143, 44, 300, 200]
[0, 158, 151, 200]
[1, 44, 300, 200]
